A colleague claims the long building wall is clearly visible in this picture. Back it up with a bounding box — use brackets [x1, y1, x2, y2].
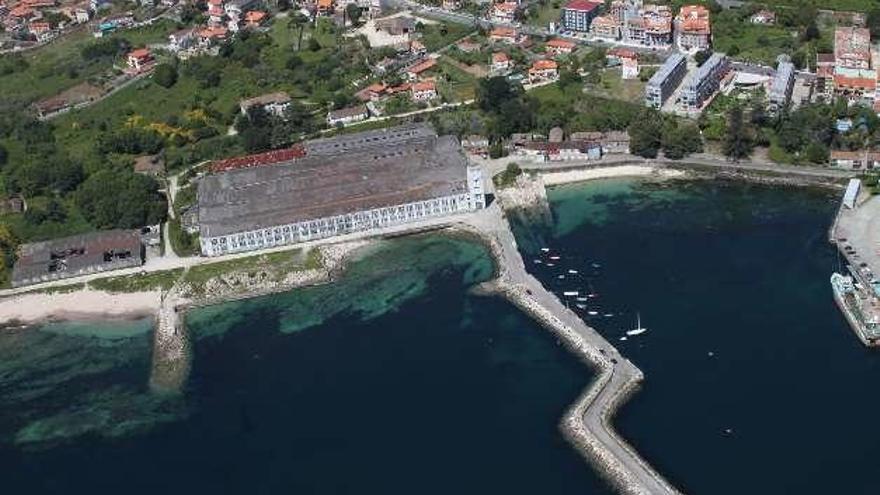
[201, 192, 482, 256]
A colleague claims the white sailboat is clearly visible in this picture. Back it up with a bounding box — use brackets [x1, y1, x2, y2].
[626, 313, 648, 336]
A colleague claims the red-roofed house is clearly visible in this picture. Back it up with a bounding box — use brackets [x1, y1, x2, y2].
[489, 26, 518, 44]
[528, 59, 558, 83]
[411, 81, 437, 101]
[674, 4, 711, 51]
[404, 58, 437, 81]
[561, 0, 601, 33]
[546, 38, 576, 56]
[198, 26, 229, 45]
[244, 10, 267, 27]
[489, 1, 518, 23]
[28, 21, 51, 41]
[127, 48, 153, 71]
[491, 52, 510, 73]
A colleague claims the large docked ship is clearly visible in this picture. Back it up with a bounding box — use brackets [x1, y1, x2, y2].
[831, 271, 880, 347]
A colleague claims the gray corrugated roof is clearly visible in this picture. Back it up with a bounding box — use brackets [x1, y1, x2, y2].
[198, 126, 469, 238]
[647, 52, 685, 88]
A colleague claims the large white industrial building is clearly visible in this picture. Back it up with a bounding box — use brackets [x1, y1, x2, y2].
[197, 124, 485, 257]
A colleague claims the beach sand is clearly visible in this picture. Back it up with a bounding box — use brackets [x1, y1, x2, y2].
[540, 165, 686, 186]
[0, 288, 162, 326]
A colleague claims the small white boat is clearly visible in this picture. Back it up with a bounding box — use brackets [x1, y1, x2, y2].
[546, 263, 556, 267]
[619, 336, 628, 341]
[625, 313, 648, 336]
[604, 313, 614, 317]
[576, 303, 587, 309]
[587, 293, 598, 298]
[541, 247, 550, 252]
[550, 256, 561, 261]
[533, 259, 542, 264]
[576, 297, 588, 302]
[568, 269, 578, 274]
[563, 291, 579, 296]
[557, 275, 565, 279]
[592, 263, 601, 268]
[588, 311, 599, 316]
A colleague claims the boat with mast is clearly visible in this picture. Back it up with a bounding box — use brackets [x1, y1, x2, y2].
[626, 313, 648, 336]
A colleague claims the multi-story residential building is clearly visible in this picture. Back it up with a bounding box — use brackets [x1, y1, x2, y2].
[491, 52, 511, 74]
[196, 124, 485, 257]
[674, 4, 710, 51]
[680, 52, 730, 110]
[623, 4, 672, 47]
[590, 14, 619, 40]
[768, 58, 795, 113]
[827, 27, 877, 104]
[835, 27, 872, 70]
[561, 0, 601, 33]
[489, 1, 518, 24]
[644, 52, 686, 108]
[815, 53, 835, 99]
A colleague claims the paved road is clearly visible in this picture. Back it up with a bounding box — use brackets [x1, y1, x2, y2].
[476, 153, 858, 180]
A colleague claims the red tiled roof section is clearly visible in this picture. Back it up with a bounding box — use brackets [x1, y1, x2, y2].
[564, 0, 601, 12]
[210, 145, 307, 172]
[546, 38, 576, 49]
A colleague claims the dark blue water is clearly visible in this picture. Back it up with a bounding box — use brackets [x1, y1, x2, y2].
[0, 236, 612, 495]
[512, 178, 880, 495]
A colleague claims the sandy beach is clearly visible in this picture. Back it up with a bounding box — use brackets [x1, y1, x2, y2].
[540, 165, 686, 186]
[0, 288, 162, 326]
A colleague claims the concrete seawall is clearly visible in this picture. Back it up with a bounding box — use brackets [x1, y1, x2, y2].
[462, 204, 681, 495]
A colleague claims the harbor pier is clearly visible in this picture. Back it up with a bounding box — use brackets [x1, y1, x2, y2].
[464, 204, 681, 495]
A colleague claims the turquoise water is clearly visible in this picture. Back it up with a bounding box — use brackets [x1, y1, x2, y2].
[512, 178, 880, 494]
[0, 236, 612, 494]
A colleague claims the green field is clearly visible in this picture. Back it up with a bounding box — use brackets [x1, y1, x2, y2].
[0, 19, 179, 106]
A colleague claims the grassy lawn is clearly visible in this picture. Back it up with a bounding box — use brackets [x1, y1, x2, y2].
[525, 0, 563, 28]
[0, 20, 180, 106]
[711, 9, 833, 66]
[418, 22, 474, 52]
[437, 56, 479, 101]
[89, 268, 185, 293]
[583, 68, 646, 104]
[757, 0, 878, 11]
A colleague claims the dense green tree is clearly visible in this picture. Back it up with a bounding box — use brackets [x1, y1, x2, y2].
[477, 77, 517, 113]
[98, 128, 164, 155]
[804, 141, 829, 164]
[662, 122, 703, 159]
[723, 105, 754, 161]
[628, 109, 663, 158]
[868, 9, 880, 38]
[153, 63, 178, 88]
[75, 171, 166, 229]
[345, 3, 362, 26]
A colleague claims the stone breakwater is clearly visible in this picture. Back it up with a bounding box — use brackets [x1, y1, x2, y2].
[148, 241, 370, 394]
[149, 290, 191, 394]
[461, 204, 681, 495]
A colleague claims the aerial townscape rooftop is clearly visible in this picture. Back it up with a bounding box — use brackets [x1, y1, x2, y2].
[5, 0, 880, 493]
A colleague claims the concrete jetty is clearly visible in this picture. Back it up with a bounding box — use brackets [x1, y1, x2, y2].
[148, 290, 192, 393]
[463, 204, 681, 495]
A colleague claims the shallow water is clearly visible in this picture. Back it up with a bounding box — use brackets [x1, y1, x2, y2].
[0, 236, 612, 494]
[513, 178, 880, 494]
